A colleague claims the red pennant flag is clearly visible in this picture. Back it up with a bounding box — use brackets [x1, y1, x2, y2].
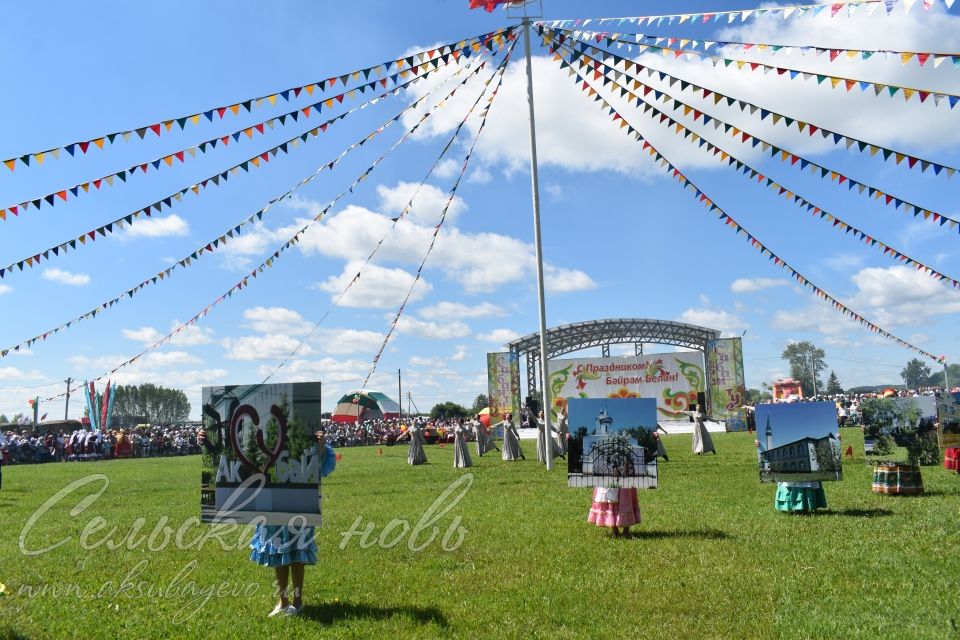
[468, 0, 518, 11]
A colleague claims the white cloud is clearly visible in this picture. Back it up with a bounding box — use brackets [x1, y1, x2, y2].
[169, 324, 215, 346]
[477, 328, 521, 344]
[254, 356, 369, 385]
[315, 261, 432, 308]
[433, 158, 459, 179]
[143, 351, 202, 367]
[467, 166, 493, 184]
[774, 302, 854, 336]
[419, 301, 505, 321]
[314, 328, 384, 356]
[43, 268, 89, 286]
[376, 181, 466, 225]
[223, 334, 311, 361]
[394, 316, 470, 339]
[848, 265, 960, 327]
[292, 195, 594, 294]
[409, 355, 447, 368]
[677, 308, 747, 337]
[451, 345, 469, 361]
[0, 284, 12, 295]
[122, 327, 162, 343]
[122, 323, 214, 346]
[0, 366, 44, 381]
[731, 277, 790, 294]
[125, 214, 189, 238]
[243, 306, 313, 336]
[545, 265, 597, 293]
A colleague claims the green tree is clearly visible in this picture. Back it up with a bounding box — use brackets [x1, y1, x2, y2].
[0, 414, 8, 424]
[470, 394, 489, 416]
[111, 384, 191, 426]
[745, 388, 772, 404]
[921, 363, 959, 389]
[825, 371, 843, 395]
[781, 341, 826, 397]
[900, 358, 931, 390]
[430, 402, 469, 420]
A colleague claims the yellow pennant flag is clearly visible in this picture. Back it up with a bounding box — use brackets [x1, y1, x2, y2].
[34, 152, 45, 165]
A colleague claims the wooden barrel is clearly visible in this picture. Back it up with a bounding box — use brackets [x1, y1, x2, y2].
[944, 448, 959, 472]
[872, 463, 924, 495]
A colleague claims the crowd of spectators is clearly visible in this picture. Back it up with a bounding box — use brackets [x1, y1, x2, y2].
[749, 385, 950, 426]
[322, 416, 487, 447]
[0, 426, 202, 465]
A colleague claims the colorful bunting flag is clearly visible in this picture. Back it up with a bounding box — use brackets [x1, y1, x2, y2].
[547, 34, 960, 237]
[12, 42, 514, 364]
[554, 42, 943, 364]
[0, 36, 516, 278]
[2, 27, 513, 172]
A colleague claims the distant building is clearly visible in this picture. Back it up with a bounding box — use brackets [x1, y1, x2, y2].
[772, 378, 803, 400]
[760, 416, 839, 473]
[595, 406, 613, 434]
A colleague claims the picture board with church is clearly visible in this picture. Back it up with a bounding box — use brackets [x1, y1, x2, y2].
[566, 397, 659, 489]
[755, 401, 842, 483]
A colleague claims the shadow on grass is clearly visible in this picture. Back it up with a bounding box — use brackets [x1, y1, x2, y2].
[1, 626, 29, 640]
[913, 489, 960, 497]
[625, 528, 730, 540]
[301, 600, 448, 628]
[807, 508, 893, 518]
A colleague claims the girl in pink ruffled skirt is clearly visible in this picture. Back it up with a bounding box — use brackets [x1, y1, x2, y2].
[588, 486, 640, 537]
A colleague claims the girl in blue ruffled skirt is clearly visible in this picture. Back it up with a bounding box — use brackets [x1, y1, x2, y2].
[248, 432, 336, 617]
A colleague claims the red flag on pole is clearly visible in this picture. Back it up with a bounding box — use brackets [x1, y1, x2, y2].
[469, 0, 519, 11]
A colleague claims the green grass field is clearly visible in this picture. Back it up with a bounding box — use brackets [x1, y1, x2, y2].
[1, 430, 958, 639]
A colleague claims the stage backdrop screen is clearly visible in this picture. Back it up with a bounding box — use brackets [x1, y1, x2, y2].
[200, 382, 325, 525]
[755, 402, 842, 483]
[547, 353, 705, 421]
[567, 397, 659, 489]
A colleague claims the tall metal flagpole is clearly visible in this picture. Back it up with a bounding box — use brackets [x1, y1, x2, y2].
[520, 13, 554, 470]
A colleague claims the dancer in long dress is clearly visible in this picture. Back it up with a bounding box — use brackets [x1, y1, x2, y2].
[402, 423, 427, 465]
[472, 415, 500, 457]
[775, 481, 827, 513]
[500, 413, 525, 461]
[588, 486, 640, 537]
[554, 411, 569, 456]
[453, 419, 473, 468]
[654, 424, 669, 462]
[692, 411, 716, 455]
[533, 410, 564, 463]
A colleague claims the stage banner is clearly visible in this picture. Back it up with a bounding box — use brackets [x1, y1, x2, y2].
[706, 337, 746, 420]
[200, 381, 327, 526]
[487, 352, 520, 424]
[547, 353, 705, 421]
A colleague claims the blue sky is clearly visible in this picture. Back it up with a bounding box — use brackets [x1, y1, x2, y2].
[567, 397, 658, 434]
[1, 1, 959, 421]
[756, 401, 839, 449]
